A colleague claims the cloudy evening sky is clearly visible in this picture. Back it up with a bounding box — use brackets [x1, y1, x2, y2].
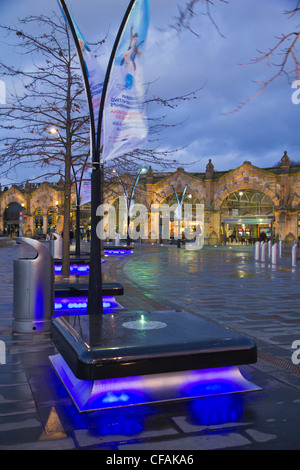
[0, 0, 299, 184]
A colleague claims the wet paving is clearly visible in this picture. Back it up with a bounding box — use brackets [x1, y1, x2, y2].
[0, 241, 300, 451]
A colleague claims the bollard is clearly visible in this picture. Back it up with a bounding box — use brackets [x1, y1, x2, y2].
[271, 243, 278, 265]
[115, 233, 120, 246]
[278, 240, 282, 258]
[49, 232, 63, 259]
[13, 237, 54, 333]
[261, 242, 266, 262]
[254, 241, 260, 260]
[292, 243, 298, 267]
[267, 240, 272, 257]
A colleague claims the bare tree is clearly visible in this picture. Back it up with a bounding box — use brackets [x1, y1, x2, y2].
[172, 0, 300, 112]
[231, 3, 300, 112]
[0, 11, 202, 275]
[0, 13, 92, 276]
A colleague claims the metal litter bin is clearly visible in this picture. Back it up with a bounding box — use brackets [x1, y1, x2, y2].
[13, 237, 54, 333]
[49, 232, 63, 259]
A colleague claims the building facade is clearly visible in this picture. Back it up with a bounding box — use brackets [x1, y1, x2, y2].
[1, 152, 300, 246]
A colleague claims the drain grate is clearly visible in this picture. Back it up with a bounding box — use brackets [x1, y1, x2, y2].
[258, 350, 300, 376]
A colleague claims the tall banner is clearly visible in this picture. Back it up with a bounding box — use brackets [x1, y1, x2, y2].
[102, 0, 150, 162]
[57, 1, 104, 150]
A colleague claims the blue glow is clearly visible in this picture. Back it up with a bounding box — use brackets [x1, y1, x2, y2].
[54, 295, 122, 316]
[50, 353, 260, 412]
[104, 249, 133, 255]
[180, 367, 251, 397]
[187, 394, 244, 426]
[54, 264, 90, 275]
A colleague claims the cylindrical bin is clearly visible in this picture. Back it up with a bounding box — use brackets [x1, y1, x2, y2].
[49, 232, 63, 259]
[13, 237, 54, 333]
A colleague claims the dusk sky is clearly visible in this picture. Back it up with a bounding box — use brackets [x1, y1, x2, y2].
[0, 0, 299, 184]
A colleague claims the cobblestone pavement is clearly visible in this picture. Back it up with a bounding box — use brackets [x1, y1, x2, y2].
[0, 240, 300, 451]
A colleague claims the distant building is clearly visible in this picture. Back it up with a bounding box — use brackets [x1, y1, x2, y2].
[1, 152, 300, 246]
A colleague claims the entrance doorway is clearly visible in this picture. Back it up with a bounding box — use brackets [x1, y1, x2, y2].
[4, 202, 24, 236]
[221, 190, 274, 244]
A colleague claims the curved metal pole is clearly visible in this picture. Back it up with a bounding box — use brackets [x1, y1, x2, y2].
[88, 0, 137, 318]
[58, 0, 96, 159]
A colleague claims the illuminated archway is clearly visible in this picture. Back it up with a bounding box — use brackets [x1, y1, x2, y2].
[221, 189, 274, 243]
[4, 202, 24, 236]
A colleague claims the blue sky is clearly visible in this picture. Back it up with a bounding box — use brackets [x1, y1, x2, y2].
[0, 0, 299, 184]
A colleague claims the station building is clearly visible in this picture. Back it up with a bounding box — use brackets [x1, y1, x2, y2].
[1, 151, 300, 246]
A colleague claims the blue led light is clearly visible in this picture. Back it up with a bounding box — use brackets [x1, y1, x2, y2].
[54, 264, 90, 275]
[104, 250, 133, 255]
[54, 295, 123, 316]
[49, 353, 261, 413]
[55, 259, 105, 275]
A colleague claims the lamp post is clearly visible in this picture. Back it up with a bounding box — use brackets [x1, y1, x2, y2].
[170, 184, 190, 248]
[113, 167, 147, 245]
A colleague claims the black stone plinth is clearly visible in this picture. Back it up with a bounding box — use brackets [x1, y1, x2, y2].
[51, 310, 257, 381]
[55, 282, 123, 298]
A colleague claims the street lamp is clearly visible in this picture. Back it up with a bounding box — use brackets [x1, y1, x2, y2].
[113, 167, 147, 245]
[170, 184, 190, 248]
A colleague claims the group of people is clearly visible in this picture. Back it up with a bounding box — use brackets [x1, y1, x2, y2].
[227, 228, 269, 245]
[59, 228, 91, 243]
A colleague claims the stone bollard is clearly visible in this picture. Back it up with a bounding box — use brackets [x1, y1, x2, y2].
[267, 240, 272, 257]
[261, 242, 266, 262]
[115, 233, 120, 246]
[13, 237, 54, 333]
[254, 241, 260, 260]
[271, 243, 278, 265]
[292, 243, 298, 267]
[49, 232, 63, 259]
